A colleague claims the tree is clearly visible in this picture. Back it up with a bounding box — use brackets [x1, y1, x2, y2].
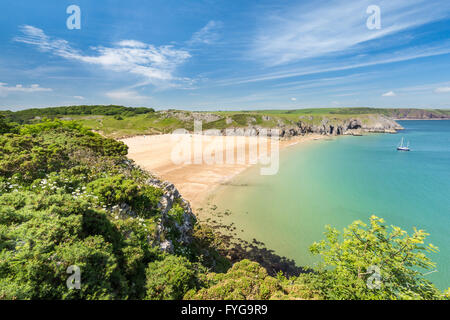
[309, 215, 443, 299]
[0, 114, 14, 134]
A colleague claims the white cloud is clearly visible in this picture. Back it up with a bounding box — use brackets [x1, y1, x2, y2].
[290, 97, 297, 101]
[188, 20, 223, 45]
[252, 0, 450, 66]
[334, 93, 357, 97]
[105, 90, 150, 101]
[434, 87, 450, 93]
[116, 40, 147, 48]
[0, 82, 52, 96]
[15, 25, 191, 88]
[215, 43, 450, 86]
[73, 95, 85, 100]
[382, 91, 396, 97]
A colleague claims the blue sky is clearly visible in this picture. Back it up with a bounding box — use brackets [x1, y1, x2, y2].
[1, 0, 450, 111]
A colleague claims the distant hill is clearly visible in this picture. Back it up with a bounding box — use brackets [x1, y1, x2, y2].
[0, 105, 155, 124]
[375, 108, 450, 119]
[249, 107, 450, 119]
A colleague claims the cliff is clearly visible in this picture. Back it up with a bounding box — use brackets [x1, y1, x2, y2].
[174, 112, 405, 138]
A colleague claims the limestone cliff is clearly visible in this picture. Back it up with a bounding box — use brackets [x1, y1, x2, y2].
[204, 114, 404, 137]
[147, 178, 196, 253]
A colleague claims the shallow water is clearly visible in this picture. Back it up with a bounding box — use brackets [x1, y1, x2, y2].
[209, 120, 450, 289]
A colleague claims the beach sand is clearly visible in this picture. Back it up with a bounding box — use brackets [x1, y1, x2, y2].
[122, 133, 327, 212]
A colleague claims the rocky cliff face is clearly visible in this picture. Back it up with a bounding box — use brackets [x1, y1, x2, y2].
[106, 163, 197, 254]
[147, 178, 196, 253]
[207, 114, 403, 138]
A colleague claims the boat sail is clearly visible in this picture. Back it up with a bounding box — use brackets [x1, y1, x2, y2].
[397, 137, 410, 151]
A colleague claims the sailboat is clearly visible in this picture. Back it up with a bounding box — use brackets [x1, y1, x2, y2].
[397, 137, 410, 151]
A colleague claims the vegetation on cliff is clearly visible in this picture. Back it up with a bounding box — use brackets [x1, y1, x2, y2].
[0, 116, 448, 300]
[0, 118, 198, 299]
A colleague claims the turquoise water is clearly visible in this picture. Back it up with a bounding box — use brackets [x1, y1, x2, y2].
[210, 120, 450, 289]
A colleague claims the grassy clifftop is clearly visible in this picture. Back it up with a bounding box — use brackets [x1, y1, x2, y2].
[5, 106, 448, 138]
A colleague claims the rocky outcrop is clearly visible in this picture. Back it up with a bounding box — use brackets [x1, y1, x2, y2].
[159, 110, 222, 123]
[155, 110, 421, 138]
[104, 162, 197, 254]
[147, 178, 196, 253]
[211, 114, 403, 138]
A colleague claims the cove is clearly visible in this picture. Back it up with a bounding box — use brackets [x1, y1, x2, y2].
[208, 120, 450, 289]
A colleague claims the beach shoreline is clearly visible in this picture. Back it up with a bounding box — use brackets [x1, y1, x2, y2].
[122, 133, 330, 215]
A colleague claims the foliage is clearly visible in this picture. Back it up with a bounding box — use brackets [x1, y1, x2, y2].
[0, 119, 192, 300]
[0, 191, 125, 299]
[0, 119, 128, 184]
[187, 216, 448, 300]
[183, 259, 320, 300]
[188, 224, 231, 273]
[86, 175, 162, 217]
[184, 259, 321, 300]
[0, 115, 17, 134]
[309, 216, 443, 300]
[145, 255, 204, 300]
[184, 259, 284, 299]
[1, 105, 155, 123]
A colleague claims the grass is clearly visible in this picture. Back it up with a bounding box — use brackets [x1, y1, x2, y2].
[57, 108, 449, 138]
[71, 114, 190, 138]
[3, 107, 449, 138]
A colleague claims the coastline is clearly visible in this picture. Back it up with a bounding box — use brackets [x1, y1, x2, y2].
[192, 120, 450, 288]
[122, 133, 330, 215]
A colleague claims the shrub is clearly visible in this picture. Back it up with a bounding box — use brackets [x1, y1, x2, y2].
[0, 114, 16, 134]
[0, 119, 194, 300]
[0, 134, 68, 183]
[309, 215, 443, 300]
[184, 260, 284, 300]
[168, 203, 185, 225]
[86, 175, 162, 217]
[145, 255, 200, 300]
[87, 175, 140, 206]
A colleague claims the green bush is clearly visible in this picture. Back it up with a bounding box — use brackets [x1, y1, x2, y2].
[86, 175, 162, 217]
[145, 255, 200, 300]
[309, 215, 443, 300]
[0, 120, 171, 299]
[87, 175, 140, 205]
[0, 120, 128, 184]
[184, 260, 284, 300]
[0, 134, 68, 183]
[168, 203, 185, 225]
[0, 115, 16, 134]
[0, 190, 129, 299]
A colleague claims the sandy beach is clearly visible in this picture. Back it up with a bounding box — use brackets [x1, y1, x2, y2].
[122, 133, 327, 211]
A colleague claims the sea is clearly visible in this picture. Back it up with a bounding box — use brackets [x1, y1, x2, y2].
[208, 120, 450, 289]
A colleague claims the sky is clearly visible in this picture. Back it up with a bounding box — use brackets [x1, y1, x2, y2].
[0, 0, 450, 111]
